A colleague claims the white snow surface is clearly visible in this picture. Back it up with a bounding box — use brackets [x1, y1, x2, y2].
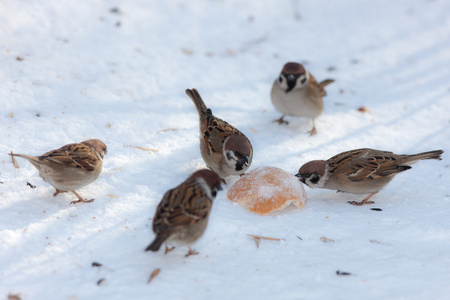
[1, 0, 450, 299]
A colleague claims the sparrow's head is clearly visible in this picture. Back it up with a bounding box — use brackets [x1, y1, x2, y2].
[82, 139, 108, 159]
[224, 135, 253, 172]
[191, 169, 223, 198]
[277, 62, 309, 93]
[295, 160, 328, 189]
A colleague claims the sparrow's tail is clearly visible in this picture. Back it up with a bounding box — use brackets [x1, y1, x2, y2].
[8, 153, 41, 169]
[317, 79, 334, 97]
[145, 234, 168, 252]
[186, 88, 210, 117]
[402, 150, 444, 165]
[319, 79, 335, 88]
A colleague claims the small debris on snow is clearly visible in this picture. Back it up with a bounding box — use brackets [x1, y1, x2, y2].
[147, 268, 161, 284]
[8, 294, 21, 300]
[320, 236, 334, 243]
[327, 66, 337, 72]
[123, 145, 158, 153]
[157, 128, 178, 133]
[110, 7, 121, 14]
[336, 270, 352, 276]
[181, 48, 193, 55]
[248, 234, 285, 248]
[358, 106, 370, 113]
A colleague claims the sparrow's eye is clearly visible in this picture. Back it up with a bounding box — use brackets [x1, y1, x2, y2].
[299, 75, 307, 85]
[226, 151, 233, 160]
[279, 76, 283, 83]
[212, 190, 217, 197]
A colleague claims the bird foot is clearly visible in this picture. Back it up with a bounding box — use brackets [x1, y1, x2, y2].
[70, 198, 94, 205]
[347, 192, 377, 206]
[274, 117, 289, 125]
[53, 189, 67, 197]
[308, 127, 317, 136]
[185, 247, 199, 257]
[347, 200, 374, 206]
[164, 244, 175, 254]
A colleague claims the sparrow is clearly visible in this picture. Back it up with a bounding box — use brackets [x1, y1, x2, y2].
[145, 169, 223, 256]
[10, 139, 107, 204]
[186, 88, 253, 180]
[270, 62, 334, 135]
[295, 148, 443, 205]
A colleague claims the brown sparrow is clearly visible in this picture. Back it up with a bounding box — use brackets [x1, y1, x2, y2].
[10, 139, 107, 204]
[271, 62, 334, 135]
[186, 88, 253, 180]
[145, 169, 223, 256]
[295, 148, 443, 205]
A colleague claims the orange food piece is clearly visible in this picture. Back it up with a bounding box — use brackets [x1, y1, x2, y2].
[227, 167, 307, 215]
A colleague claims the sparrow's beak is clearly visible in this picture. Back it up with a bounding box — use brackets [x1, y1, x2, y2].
[286, 74, 297, 93]
[295, 173, 306, 184]
[243, 156, 249, 166]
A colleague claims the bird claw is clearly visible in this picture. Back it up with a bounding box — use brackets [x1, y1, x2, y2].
[274, 115, 288, 125]
[53, 189, 67, 197]
[347, 192, 377, 206]
[185, 248, 199, 257]
[70, 198, 94, 205]
[308, 127, 317, 136]
[164, 244, 175, 254]
[347, 200, 374, 206]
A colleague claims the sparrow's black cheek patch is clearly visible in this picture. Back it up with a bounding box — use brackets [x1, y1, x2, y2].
[235, 159, 246, 171]
[309, 174, 320, 184]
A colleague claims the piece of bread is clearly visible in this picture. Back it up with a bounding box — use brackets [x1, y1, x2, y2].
[227, 167, 307, 215]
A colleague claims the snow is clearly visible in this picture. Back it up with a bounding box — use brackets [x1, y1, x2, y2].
[1, 0, 450, 299]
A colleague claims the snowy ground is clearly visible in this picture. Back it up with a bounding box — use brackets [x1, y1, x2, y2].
[1, 0, 450, 299]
